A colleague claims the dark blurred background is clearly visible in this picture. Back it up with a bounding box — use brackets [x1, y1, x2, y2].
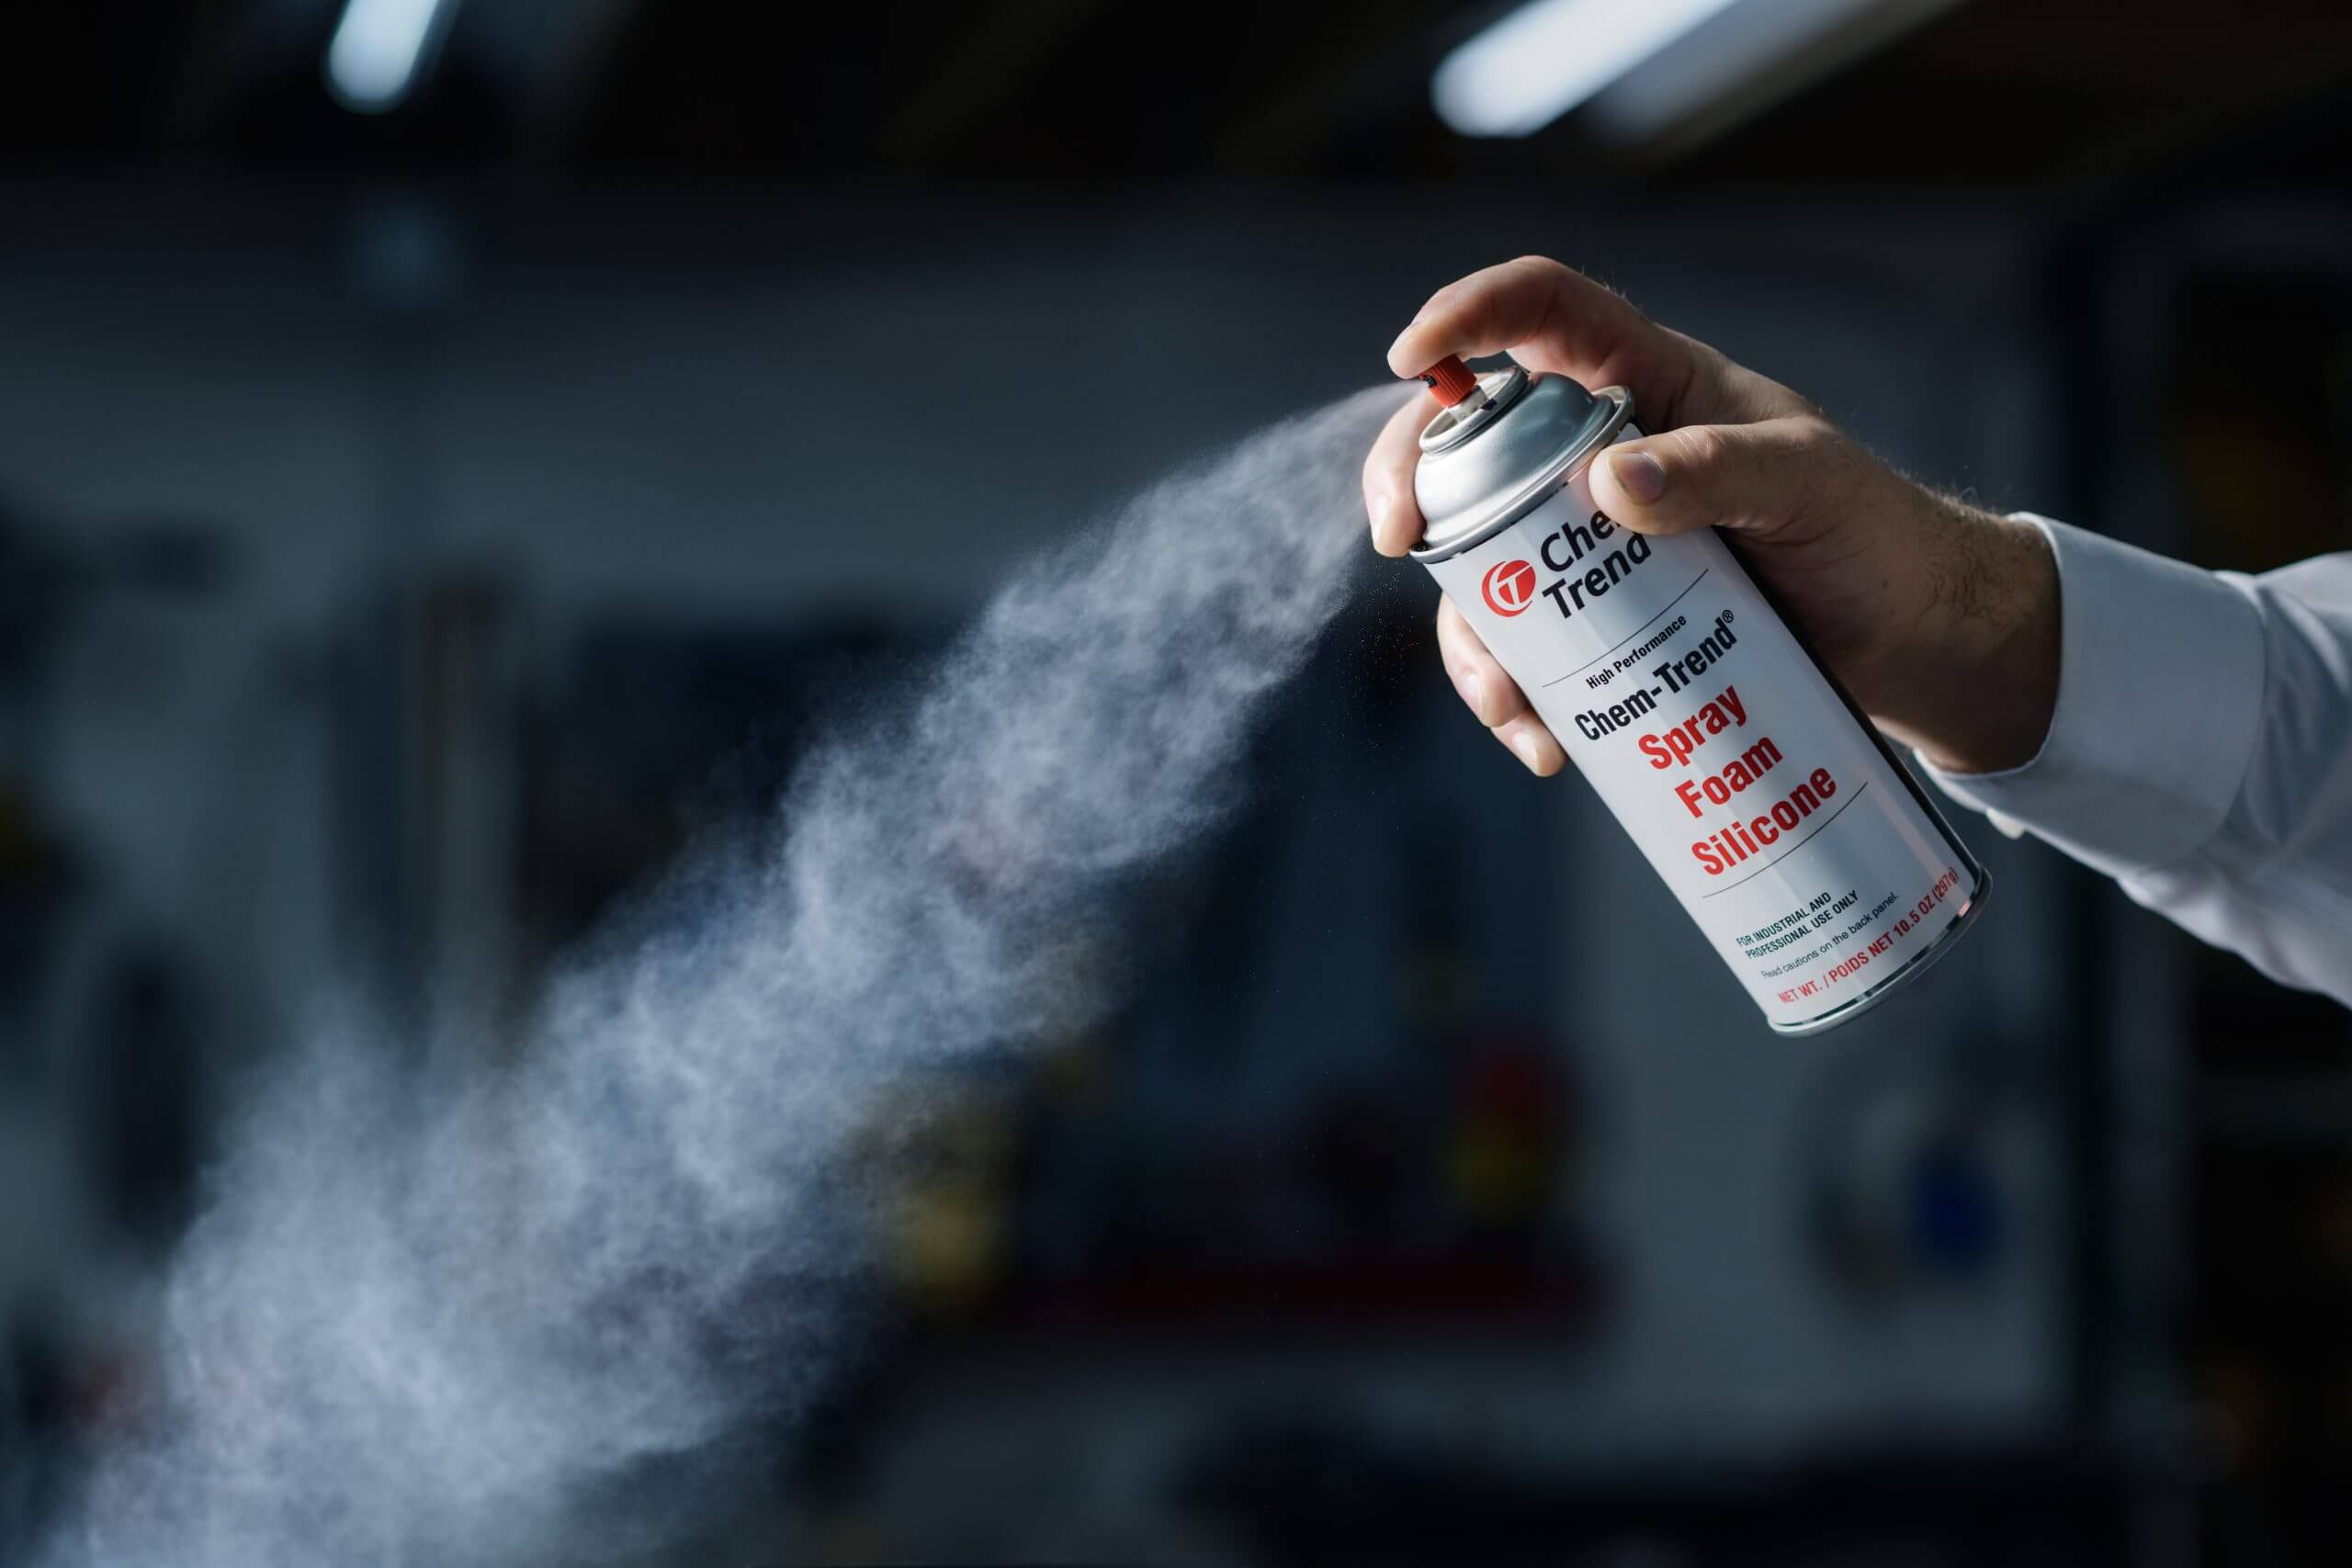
[3, 0, 2351, 1562]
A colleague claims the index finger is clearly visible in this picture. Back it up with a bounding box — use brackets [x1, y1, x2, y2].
[1385, 256, 1705, 426]
[1363, 388, 1432, 558]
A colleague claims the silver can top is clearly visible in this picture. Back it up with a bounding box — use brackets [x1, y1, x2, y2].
[1408, 361, 1633, 564]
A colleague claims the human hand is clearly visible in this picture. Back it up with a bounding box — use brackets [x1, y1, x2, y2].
[1362, 257, 2058, 778]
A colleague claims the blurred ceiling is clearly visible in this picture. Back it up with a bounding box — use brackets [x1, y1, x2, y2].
[6, 0, 2352, 194]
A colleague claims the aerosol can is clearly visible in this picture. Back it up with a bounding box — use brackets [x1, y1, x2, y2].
[1408, 355, 1985, 1034]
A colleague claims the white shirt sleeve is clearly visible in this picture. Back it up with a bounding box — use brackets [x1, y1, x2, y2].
[1922, 515, 2352, 1005]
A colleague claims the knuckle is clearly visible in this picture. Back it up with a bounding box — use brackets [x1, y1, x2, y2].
[1419, 276, 1470, 318]
[1668, 423, 1730, 471]
[1787, 412, 1840, 449]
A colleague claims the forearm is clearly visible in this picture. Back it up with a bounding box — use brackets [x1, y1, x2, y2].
[1913, 519, 2352, 1004]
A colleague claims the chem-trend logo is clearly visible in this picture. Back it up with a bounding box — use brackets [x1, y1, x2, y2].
[1481, 558, 1537, 616]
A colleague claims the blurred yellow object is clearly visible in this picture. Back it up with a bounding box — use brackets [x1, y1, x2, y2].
[889, 1183, 1010, 1314]
[864, 1089, 1018, 1316]
[1442, 1042, 1570, 1226]
[1444, 1121, 1554, 1222]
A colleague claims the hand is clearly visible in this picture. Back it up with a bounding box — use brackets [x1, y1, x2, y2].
[1362, 257, 2060, 779]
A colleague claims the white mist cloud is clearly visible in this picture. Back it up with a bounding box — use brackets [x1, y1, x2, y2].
[40, 384, 1408, 1567]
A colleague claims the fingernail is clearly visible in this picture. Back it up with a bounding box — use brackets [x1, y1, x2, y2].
[1509, 728, 1544, 772]
[1455, 667, 1485, 713]
[1610, 449, 1667, 502]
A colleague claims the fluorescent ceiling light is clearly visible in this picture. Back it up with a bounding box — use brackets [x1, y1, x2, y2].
[1587, 0, 1964, 144]
[1431, 0, 1962, 143]
[1433, 0, 1744, 138]
[326, 0, 460, 113]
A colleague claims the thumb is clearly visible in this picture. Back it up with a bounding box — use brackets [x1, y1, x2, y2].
[1588, 415, 1835, 539]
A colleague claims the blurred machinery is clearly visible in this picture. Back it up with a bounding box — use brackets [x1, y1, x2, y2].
[0, 502, 238, 1551]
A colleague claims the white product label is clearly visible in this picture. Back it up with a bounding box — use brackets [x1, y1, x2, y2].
[1425, 436, 1979, 1030]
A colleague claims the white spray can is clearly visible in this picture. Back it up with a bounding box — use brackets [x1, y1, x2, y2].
[1408, 355, 1986, 1034]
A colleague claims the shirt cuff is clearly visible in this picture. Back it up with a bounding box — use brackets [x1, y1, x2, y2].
[1920, 514, 2267, 879]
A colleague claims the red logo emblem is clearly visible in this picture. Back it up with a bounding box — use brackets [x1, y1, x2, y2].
[1481, 558, 1537, 617]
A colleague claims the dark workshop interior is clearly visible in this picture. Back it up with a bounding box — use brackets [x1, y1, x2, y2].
[5, 2, 2352, 1564]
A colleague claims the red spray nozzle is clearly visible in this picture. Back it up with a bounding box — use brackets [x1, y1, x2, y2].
[1419, 355, 1480, 408]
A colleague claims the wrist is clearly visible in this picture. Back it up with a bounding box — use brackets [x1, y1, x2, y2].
[1863, 499, 2061, 775]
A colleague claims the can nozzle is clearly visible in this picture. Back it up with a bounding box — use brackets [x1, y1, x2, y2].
[1419, 355, 1481, 408]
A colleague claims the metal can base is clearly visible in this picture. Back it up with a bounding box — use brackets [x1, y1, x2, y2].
[1767, 871, 1992, 1038]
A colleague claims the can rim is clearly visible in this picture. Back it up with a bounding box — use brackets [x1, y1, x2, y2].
[1408, 382, 1634, 565]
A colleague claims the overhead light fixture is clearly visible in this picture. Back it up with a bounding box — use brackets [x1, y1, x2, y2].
[326, 0, 460, 113]
[1433, 0, 1743, 138]
[1432, 0, 1962, 143]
